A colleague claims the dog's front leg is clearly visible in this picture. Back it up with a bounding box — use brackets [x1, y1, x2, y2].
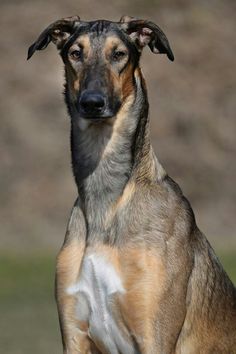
[55, 201, 95, 353]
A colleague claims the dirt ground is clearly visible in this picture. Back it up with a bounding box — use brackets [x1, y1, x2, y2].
[1, 0, 236, 253]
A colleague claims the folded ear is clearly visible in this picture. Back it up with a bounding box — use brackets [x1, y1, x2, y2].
[119, 16, 174, 61]
[27, 15, 80, 60]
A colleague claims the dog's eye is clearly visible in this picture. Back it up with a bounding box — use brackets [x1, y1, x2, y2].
[112, 50, 127, 62]
[70, 49, 82, 60]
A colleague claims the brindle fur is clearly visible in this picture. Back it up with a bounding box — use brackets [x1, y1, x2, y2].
[28, 16, 236, 354]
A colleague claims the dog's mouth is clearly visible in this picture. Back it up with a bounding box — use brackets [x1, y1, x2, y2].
[77, 115, 115, 130]
[77, 111, 115, 121]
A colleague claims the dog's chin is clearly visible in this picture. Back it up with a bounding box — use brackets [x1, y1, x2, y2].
[77, 115, 115, 130]
[82, 114, 114, 121]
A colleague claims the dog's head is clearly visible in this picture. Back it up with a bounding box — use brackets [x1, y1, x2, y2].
[28, 16, 174, 123]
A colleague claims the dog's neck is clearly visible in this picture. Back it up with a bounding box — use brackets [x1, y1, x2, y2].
[70, 69, 166, 240]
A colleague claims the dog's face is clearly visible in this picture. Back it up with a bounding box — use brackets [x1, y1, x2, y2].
[62, 21, 141, 121]
[28, 16, 174, 123]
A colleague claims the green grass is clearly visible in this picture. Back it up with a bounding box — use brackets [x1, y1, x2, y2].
[0, 254, 61, 354]
[0, 252, 235, 353]
[218, 252, 236, 284]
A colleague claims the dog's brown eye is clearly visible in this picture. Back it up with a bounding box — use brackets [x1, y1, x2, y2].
[112, 50, 126, 61]
[70, 49, 82, 60]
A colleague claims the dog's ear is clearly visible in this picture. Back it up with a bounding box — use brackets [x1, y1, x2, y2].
[119, 16, 174, 61]
[27, 15, 80, 60]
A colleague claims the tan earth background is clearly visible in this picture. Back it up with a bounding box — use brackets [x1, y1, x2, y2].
[0, 0, 236, 353]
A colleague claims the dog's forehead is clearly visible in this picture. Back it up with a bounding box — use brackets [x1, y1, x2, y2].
[80, 20, 120, 35]
[86, 19, 117, 33]
[71, 20, 127, 47]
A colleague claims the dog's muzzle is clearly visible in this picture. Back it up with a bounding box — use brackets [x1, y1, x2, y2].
[78, 90, 108, 118]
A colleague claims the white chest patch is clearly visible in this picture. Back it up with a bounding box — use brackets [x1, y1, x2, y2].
[67, 254, 136, 354]
[67, 253, 125, 298]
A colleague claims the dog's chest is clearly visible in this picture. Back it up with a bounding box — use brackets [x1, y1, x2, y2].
[67, 251, 136, 354]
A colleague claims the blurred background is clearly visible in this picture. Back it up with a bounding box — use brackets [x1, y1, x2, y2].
[0, 0, 235, 352]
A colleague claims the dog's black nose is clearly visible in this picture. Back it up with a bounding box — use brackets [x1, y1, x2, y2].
[79, 91, 106, 116]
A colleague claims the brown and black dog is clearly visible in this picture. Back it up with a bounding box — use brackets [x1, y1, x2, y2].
[28, 16, 236, 354]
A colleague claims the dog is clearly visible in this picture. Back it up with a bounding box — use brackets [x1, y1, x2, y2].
[28, 15, 236, 354]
